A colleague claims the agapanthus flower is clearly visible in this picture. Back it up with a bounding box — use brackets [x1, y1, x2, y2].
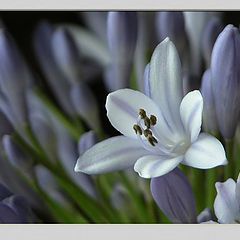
[75, 38, 227, 178]
[214, 176, 240, 223]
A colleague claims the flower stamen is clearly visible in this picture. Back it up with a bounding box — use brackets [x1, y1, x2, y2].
[133, 108, 159, 147]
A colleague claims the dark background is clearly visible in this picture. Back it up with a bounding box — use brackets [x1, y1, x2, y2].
[0, 11, 239, 135]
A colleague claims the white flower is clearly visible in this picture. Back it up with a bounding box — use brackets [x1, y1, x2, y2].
[214, 177, 240, 223]
[75, 38, 227, 179]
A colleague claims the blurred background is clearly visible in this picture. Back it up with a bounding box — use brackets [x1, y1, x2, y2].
[0, 11, 239, 224]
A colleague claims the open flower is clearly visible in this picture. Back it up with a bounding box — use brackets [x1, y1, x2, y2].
[75, 38, 227, 178]
[214, 177, 240, 223]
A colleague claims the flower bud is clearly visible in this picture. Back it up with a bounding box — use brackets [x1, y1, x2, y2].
[78, 131, 98, 155]
[156, 12, 187, 57]
[105, 12, 138, 91]
[211, 25, 240, 139]
[202, 17, 223, 67]
[2, 135, 33, 174]
[52, 27, 82, 84]
[70, 82, 100, 131]
[0, 183, 32, 223]
[0, 30, 33, 138]
[34, 22, 75, 116]
[200, 69, 218, 134]
[150, 168, 197, 223]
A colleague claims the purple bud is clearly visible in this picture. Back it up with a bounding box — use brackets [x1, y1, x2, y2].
[0, 156, 42, 210]
[55, 125, 97, 198]
[82, 12, 107, 42]
[34, 22, 75, 116]
[78, 130, 98, 155]
[184, 12, 218, 76]
[156, 12, 187, 56]
[52, 27, 82, 84]
[35, 165, 69, 206]
[2, 135, 33, 172]
[150, 168, 197, 223]
[106, 12, 138, 90]
[0, 30, 32, 133]
[200, 69, 218, 134]
[202, 17, 223, 66]
[211, 25, 240, 139]
[0, 183, 32, 223]
[70, 82, 100, 131]
[0, 184, 12, 200]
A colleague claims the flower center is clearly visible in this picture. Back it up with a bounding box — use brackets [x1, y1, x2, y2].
[133, 108, 189, 157]
[133, 108, 158, 146]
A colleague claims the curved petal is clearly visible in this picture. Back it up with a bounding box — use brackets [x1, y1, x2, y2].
[180, 90, 203, 142]
[214, 179, 238, 223]
[75, 136, 148, 174]
[149, 38, 184, 134]
[183, 133, 227, 169]
[134, 154, 183, 178]
[106, 88, 173, 142]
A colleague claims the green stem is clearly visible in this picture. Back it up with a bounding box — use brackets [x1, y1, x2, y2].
[205, 168, 218, 208]
[224, 139, 234, 179]
[191, 169, 205, 212]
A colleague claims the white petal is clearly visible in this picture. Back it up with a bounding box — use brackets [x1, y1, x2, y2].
[214, 179, 238, 223]
[106, 88, 172, 141]
[235, 181, 240, 211]
[134, 155, 183, 178]
[183, 133, 227, 169]
[180, 90, 203, 142]
[75, 136, 148, 174]
[149, 38, 184, 134]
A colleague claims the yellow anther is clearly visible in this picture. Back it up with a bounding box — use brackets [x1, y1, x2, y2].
[139, 109, 146, 119]
[133, 124, 142, 135]
[150, 115, 157, 126]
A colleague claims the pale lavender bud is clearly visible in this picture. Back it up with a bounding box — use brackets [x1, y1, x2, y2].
[200, 69, 218, 134]
[78, 130, 98, 155]
[0, 183, 32, 223]
[202, 17, 223, 66]
[0, 156, 42, 210]
[2, 135, 33, 175]
[0, 30, 33, 135]
[52, 27, 82, 84]
[184, 12, 218, 76]
[82, 12, 107, 42]
[150, 168, 197, 223]
[156, 12, 187, 56]
[27, 90, 57, 162]
[34, 22, 75, 116]
[70, 82, 100, 131]
[105, 12, 138, 91]
[55, 126, 97, 198]
[211, 25, 240, 139]
[110, 183, 129, 210]
[134, 12, 157, 92]
[35, 165, 69, 206]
